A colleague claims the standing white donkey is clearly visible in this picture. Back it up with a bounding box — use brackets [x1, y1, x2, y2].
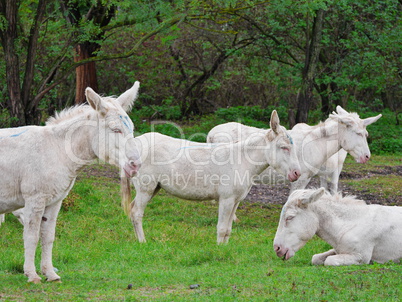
[208, 106, 381, 193]
[125, 110, 301, 244]
[0, 82, 141, 283]
[274, 188, 402, 265]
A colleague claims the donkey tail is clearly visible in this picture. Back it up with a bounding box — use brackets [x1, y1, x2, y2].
[121, 177, 132, 216]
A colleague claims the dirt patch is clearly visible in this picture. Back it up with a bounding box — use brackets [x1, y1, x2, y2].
[340, 165, 402, 179]
[81, 164, 402, 206]
[79, 165, 120, 183]
[245, 165, 402, 206]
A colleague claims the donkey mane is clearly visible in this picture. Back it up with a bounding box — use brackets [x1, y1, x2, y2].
[328, 111, 361, 124]
[316, 190, 366, 206]
[331, 193, 366, 206]
[290, 188, 365, 207]
[300, 111, 360, 140]
[46, 104, 92, 125]
[304, 111, 360, 132]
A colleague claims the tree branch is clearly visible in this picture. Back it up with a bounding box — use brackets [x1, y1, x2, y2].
[235, 12, 300, 65]
[31, 14, 187, 108]
[22, 0, 47, 110]
[72, 14, 186, 66]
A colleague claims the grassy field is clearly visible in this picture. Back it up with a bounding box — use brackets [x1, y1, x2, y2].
[0, 155, 401, 301]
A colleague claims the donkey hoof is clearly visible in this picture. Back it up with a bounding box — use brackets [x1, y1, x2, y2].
[48, 279, 62, 283]
[28, 277, 42, 284]
[46, 275, 61, 283]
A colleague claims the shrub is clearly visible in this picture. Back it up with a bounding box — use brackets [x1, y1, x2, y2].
[362, 109, 401, 154]
[215, 105, 288, 127]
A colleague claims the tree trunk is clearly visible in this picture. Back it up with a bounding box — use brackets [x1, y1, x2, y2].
[74, 44, 99, 104]
[0, 0, 49, 126]
[0, 0, 25, 126]
[60, 1, 116, 105]
[317, 82, 330, 117]
[296, 82, 313, 123]
[295, 9, 325, 124]
[4, 46, 25, 126]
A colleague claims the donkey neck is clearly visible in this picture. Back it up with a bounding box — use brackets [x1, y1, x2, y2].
[236, 132, 272, 176]
[50, 112, 99, 173]
[311, 198, 363, 247]
[303, 119, 343, 160]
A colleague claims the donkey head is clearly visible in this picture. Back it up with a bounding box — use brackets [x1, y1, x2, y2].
[330, 106, 381, 163]
[265, 110, 301, 182]
[85, 82, 141, 177]
[273, 188, 326, 260]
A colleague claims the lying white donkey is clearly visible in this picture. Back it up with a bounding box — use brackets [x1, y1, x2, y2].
[0, 83, 141, 283]
[207, 106, 381, 193]
[274, 188, 402, 265]
[124, 110, 301, 244]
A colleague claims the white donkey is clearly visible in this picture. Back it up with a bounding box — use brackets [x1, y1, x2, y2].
[0, 82, 141, 283]
[273, 188, 402, 265]
[207, 106, 381, 193]
[124, 110, 301, 244]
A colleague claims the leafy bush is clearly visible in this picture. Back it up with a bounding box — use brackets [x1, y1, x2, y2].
[361, 109, 402, 154]
[135, 102, 182, 121]
[215, 105, 288, 127]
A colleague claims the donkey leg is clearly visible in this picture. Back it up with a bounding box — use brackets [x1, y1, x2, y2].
[13, 208, 25, 225]
[130, 187, 155, 243]
[328, 170, 341, 194]
[319, 176, 329, 192]
[229, 201, 241, 227]
[324, 253, 371, 266]
[312, 249, 337, 265]
[0, 213, 4, 226]
[217, 197, 237, 244]
[40, 201, 62, 282]
[22, 200, 46, 283]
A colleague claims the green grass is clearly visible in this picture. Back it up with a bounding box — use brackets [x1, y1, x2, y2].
[1, 157, 401, 301]
[340, 154, 402, 203]
[342, 154, 402, 171]
[344, 174, 401, 199]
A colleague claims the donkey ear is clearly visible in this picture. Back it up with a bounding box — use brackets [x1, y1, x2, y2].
[337, 115, 356, 127]
[363, 114, 382, 126]
[336, 105, 349, 115]
[85, 87, 107, 116]
[270, 110, 280, 134]
[301, 188, 326, 205]
[116, 81, 140, 112]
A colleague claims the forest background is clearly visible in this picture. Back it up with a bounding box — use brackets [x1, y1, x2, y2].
[0, 0, 400, 153]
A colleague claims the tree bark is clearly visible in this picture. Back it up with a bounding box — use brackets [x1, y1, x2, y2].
[316, 82, 330, 117]
[0, 0, 49, 126]
[0, 0, 25, 126]
[74, 44, 99, 104]
[23, 0, 47, 124]
[60, 0, 116, 104]
[295, 9, 325, 123]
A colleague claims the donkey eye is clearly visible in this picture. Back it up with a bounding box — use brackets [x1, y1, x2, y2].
[112, 129, 122, 134]
[281, 146, 290, 152]
[285, 216, 294, 226]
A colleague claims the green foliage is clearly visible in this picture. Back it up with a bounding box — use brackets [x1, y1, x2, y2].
[360, 109, 402, 155]
[215, 105, 289, 127]
[1, 0, 400, 154]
